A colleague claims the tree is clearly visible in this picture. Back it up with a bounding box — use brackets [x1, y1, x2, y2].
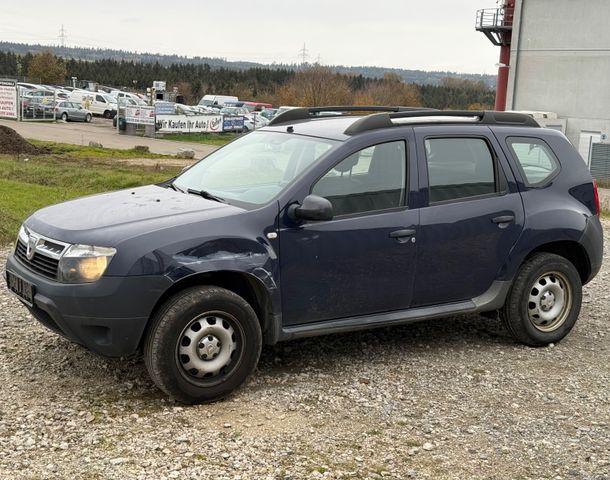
[356, 73, 421, 107]
[276, 66, 352, 106]
[27, 50, 67, 84]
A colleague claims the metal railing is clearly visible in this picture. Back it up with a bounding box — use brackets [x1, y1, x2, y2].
[475, 8, 513, 30]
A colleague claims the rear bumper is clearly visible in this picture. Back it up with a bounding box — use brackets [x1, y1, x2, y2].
[580, 215, 604, 284]
[5, 252, 172, 357]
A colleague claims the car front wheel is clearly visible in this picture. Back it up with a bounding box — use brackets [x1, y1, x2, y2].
[144, 286, 262, 403]
[501, 253, 582, 347]
[61, 112, 68, 121]
[85, 114, 92, 123]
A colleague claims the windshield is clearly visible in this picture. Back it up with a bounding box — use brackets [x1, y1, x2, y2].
[173, 131, 337, 206]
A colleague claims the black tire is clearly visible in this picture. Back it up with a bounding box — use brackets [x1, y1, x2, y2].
[144, 286, 262, 404]
[85, 114, 92, 123]
[103, 110, 110, 119]
[61, 112, 68, 121]
[501, 253, 582, 347]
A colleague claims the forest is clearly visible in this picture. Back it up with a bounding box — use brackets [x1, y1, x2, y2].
[0, 49, 495, 110]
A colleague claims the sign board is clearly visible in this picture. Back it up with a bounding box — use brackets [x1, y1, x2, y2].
[0, 79, 18, 119]
[155, 102, 175, 115]
[223, 116, 245, 132]
[153, 81, 166, 92]
[125, 106, 155, 126]
[156, 114, 223, 133]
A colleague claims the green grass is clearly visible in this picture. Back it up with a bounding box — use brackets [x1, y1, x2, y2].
[0, 153, 180, 245]
[157, 132, 237, 146]
[28, 140, 174, 159]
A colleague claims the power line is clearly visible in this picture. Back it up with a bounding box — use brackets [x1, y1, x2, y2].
[298, 43, 309, 65]
[58, 25, 67, 47]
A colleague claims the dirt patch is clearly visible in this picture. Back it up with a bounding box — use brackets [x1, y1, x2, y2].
[0, 125, 46, 155]
[114, 157, 196, 168]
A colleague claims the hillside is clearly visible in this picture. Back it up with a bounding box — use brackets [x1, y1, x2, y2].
[0, 41, 496, 88]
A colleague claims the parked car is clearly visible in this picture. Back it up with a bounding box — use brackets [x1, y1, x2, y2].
[243, 112, 269, 131]
[23, 89, 56, 105]
[69, 90, 116, 118]
[220, 106, 250, 116]
[55, 101, 92, 122]
[259, 108, 278, 120]
[199, 94, 239, 107]
[5, 107, 603, 404]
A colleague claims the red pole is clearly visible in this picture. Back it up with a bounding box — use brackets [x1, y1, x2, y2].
[494, 0, 515, 111]
[495, 44, 511, 111]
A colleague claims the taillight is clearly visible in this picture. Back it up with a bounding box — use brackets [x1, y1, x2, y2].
[593, 180, 600, 216]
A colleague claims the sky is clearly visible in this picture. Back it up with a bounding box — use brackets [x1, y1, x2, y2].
[0, 0, 502, 74]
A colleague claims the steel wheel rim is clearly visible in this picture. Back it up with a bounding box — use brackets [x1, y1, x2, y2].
[176, 311, 242, 385]
[527, 271, 572, 332]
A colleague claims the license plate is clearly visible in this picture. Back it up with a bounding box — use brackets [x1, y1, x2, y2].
[6, 271, 34, 306]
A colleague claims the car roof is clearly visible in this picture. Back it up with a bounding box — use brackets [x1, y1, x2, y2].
[262, 108, 541, 141]
[262, 116, 362, 141]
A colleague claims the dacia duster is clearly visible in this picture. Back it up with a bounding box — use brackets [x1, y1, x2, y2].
[5, 107, 603, 403]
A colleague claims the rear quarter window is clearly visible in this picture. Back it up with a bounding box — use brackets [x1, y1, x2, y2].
[507, 137, 560, 187]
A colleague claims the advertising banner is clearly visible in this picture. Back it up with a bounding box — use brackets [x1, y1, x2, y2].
[125, 106, 155, 125]
[156, 114, 223, 133]
[223, 116, 245, 132]
[0, 79, 18, 119]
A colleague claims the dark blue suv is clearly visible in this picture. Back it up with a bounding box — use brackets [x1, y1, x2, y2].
[5, 107, 603, 403]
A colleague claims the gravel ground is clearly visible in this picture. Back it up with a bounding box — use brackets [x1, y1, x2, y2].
[1, 222, 609, 480]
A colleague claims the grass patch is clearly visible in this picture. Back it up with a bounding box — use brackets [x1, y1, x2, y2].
[157, 132, 238, 146]
[28, 140, 173, 159]
[0, 154, 180, 244]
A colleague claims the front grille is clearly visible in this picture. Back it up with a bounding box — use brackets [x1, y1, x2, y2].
[15, 239, 60, 280]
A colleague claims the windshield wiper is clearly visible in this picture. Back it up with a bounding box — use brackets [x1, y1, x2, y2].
[186, 188, 226, 203]
[167, 182, 185, 193]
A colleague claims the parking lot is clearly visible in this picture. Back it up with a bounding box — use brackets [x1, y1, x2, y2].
[0, 118, 216, 159]
[0, 219, 609, 480]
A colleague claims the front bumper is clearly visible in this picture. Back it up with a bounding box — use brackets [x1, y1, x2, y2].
[5, 252, 172, 357]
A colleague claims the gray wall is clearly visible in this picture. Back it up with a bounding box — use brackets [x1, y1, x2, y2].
[507, 0, 610, 147]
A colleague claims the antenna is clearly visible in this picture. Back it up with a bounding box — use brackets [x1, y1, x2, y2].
[58, 25, 67, 47]
[298, 43, 309, 65]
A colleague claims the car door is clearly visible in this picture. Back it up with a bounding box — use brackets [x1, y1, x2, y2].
[279, 137, 419, 326]
[411, 126, 525, 307]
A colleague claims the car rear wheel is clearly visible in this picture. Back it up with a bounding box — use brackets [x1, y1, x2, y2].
[144, 286, 262, 404]
[85, 114, 92, 123]
[501, 253, 582, 347]
[61, 112, 68, 121]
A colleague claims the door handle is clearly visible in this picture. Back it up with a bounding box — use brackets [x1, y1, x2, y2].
[492, 215, 515, 224]
[389, 229, 416, 239]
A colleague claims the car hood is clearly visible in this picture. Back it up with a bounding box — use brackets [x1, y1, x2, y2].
[26, 185, 244, 246]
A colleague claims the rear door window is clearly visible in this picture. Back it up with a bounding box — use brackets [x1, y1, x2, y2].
[424, 137, 501, 203]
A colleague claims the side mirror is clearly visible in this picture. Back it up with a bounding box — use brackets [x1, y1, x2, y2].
[288, 195, 333, 222]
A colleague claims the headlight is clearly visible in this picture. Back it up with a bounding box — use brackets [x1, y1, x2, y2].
[58, 244, 116, 283]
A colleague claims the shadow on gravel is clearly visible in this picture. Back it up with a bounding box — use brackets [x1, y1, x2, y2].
[258, 312, 517, 374]
[17, 312, 517, 405]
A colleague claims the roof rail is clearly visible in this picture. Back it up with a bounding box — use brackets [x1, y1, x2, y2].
[267, 105, 435, 126]
[344, 110, 540, 135]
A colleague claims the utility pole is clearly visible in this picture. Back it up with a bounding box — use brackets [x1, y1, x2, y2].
[58, 25, 67, 47]
[298, 43, 309, 66]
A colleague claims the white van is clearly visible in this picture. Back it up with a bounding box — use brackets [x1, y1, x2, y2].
[69, 90, 117, 118]
[198, 95, 239, 107]
[109, 91, 147, 106]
